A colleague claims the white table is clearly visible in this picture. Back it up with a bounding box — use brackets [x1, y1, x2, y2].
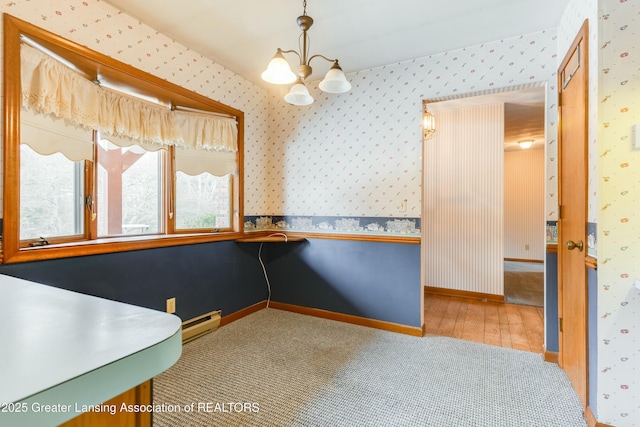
[0, 274, 182, 426]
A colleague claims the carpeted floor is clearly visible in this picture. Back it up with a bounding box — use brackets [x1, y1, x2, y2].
[504, 261, 544, 307]
[153, 309, 585, 427]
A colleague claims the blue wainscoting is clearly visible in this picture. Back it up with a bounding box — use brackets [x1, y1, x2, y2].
[545, 249, 559, 352]
[255, 238, 422, 328]
[0, 238, 422, 330]
[546, 245, 599, 414]
[588, 267, 598, 414]
[0, 241, 267, 321]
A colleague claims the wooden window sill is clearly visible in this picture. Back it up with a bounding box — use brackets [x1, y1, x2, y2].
[3, 232, 243, 264]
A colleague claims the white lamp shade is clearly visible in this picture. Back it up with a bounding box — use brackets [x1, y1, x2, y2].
[319, 66, 351, 94]
[261, 52, 297, 84]
[284, 82, 314, 106]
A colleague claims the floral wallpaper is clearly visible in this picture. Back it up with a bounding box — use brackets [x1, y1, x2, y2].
[265, 29, 560, 227]
[0, 0, 271, 217]
[0, 1, 560, 235]
[594, 0, 640, 425]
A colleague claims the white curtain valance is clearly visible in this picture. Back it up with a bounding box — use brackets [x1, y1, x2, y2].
[20, 43, 237, 153]
[175, 146, 236, 177]
[174, 110, 238, 152]
[99, 133, 167, 153]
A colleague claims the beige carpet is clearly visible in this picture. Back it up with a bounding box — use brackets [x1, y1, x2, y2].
[152, 309, 585, 427]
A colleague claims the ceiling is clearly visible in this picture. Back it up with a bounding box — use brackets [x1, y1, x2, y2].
[102, 0, 563, 149]
[428, 87, 546, 151]
[103, 0, 569, 89]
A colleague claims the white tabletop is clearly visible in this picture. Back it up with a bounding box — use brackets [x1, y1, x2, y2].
[0, 274, 182, 426]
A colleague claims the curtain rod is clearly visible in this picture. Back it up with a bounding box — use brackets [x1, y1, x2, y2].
[171, 104, 236, 120]
[21, 36, 237, 122]
[21, 36, 93, 80]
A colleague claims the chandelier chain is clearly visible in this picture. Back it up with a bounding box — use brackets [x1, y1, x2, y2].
[303, 0, 307, 15]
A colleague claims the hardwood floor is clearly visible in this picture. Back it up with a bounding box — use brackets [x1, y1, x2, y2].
[424, 293, 544, 354]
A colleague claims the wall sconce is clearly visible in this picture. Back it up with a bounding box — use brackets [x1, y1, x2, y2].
[423, 102, 436, 139]
[518, 140, 533, 149]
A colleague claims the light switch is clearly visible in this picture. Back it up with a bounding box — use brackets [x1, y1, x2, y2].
[632, 124, 640, 150]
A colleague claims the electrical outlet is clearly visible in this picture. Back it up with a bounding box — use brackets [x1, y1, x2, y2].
[166, 297, 176, 314]
[525, 244, 530, 251]
[398, 199, 408, 212]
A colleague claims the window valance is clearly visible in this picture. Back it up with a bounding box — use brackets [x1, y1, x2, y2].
[20, 43, 237, 153]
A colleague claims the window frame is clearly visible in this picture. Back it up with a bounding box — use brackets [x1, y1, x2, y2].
[2, 14, 244, 264]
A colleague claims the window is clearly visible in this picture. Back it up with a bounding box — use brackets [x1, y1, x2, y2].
[173, 145, 236, 231]
[2, 14, 244, 264]
[175, 173, 231, 230]
[96, 136, 165, 237]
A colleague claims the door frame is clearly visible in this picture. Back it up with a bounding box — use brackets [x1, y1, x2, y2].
[421, 85, 548, 337]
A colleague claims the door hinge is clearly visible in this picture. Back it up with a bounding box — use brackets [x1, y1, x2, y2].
[559, 317, 563, 333]
[558, 91, 562, 107]
[558, 204, 563, 220]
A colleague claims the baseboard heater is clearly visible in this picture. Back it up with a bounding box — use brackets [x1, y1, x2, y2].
[182, 310, 221, 343]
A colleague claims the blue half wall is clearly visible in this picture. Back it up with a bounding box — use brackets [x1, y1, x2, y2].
[545, 249, 559, 352]
[0, 238, 422, 330]
[0, 241, 267, 321]
[259, 238, 422, 328]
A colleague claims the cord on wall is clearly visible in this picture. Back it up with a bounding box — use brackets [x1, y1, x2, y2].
[258, 233, 288, 308]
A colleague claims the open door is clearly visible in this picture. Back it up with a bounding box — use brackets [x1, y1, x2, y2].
[557, 20, 589, 408]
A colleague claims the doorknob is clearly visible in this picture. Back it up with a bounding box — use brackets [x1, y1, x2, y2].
[566, 240, 584, 251]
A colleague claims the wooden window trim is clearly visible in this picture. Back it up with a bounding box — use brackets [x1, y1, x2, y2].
[2, 14, 244, 264]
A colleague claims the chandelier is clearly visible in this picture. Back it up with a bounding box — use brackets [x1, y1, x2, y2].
[261, 0, 351, 106]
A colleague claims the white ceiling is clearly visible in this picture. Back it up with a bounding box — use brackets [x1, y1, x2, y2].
[103, 0, 569, 89]
[428, 87, 546, 151]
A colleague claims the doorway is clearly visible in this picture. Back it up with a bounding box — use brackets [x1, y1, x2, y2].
[503, 96, 546, 307]
[422, 84, 547, 348]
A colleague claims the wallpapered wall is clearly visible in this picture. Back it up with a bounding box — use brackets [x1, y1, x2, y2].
[504, 149, 545, 261]
[596, 0, 640, 425]
[263, 29, 560, 224]
[0, 0, 271, 216]
[0, 1, 560, 228]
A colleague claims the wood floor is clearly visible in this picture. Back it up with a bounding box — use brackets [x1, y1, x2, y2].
[424, 293, 544, 354]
